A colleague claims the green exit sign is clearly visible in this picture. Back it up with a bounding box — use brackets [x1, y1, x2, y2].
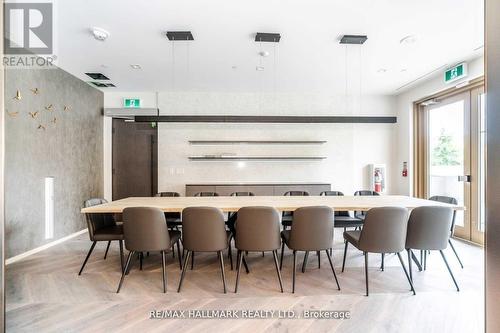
[445, 63, 468, 83]
[123, 98, 141, 108]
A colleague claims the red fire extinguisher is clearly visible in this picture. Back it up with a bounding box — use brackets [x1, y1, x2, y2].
[402, 162, 408, 177]
[374, 170, 382, 193]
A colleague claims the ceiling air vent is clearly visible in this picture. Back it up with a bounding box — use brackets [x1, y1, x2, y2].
[85, 72, 110, 80]
[166, 31, 194, 41]
[339, 35, 368, 45]
[255, 32, 281, 43]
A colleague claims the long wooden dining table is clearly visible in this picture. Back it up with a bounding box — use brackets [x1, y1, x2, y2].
[81, 195, 463, 214]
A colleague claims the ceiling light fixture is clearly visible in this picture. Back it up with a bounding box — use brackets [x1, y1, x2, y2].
[259, 51, 270, 57]
[377, 68, 387, 73]
[256, 66, 265, 71]
[400, 35, 417, 45]
[91, 27, 110, 41]
[339, 35, 368, 45]
[130, 64, 142, 70]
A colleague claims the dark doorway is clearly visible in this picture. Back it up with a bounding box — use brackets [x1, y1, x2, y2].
[112, 119, 157, 199]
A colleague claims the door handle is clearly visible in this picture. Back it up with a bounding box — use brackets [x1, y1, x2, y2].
[458, 175, 471, 182]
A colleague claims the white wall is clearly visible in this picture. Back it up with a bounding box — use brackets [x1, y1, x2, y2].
[104, 91, 397, 196]
[393, 56, 484, 195]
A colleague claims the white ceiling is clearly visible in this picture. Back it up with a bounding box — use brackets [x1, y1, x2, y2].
[56, 0, 484, 95]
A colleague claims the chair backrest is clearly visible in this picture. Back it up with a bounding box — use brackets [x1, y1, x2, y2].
[288, 206, 334, 251]
[429, 195, 458, 232]
[182, 207, 227, 251]
[354, 190, 380, 196]
[122, 207, 171, 252]
[284, 191, 310, 196]
[194, 192, 219, 197]
[320, 191, 349, 217]
[156, 192, 180, 197]
[230, 192, 255, 196]
[83, 198, 116, 240]
[235, 206, 281, 251]
[358, 207, 409, 253]
[406, 206, 454, 251]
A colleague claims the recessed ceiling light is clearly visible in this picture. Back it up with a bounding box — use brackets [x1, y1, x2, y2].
[256, 66, 265, 71]
[130, 64, 142, 70]
[377, 68, 387, 73]
[231, 65, 238, 70]
[400, 35, 417, 45]
[91, 27, 110, 41]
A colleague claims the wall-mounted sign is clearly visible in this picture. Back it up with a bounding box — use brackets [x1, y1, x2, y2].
[444, 62, 468, 83]
[123, 98, 141, 108]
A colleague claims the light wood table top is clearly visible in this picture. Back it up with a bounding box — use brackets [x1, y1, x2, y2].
[81, 195, 463, 214]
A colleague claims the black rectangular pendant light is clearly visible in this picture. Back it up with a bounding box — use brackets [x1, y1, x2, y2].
[339, 35, 368, 44]
[255, 32, 281, 42]
[166, 31, 194, 41]
[85, 72, 110, 80]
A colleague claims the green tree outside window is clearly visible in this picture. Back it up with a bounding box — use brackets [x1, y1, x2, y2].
[432, 128, 461, 166]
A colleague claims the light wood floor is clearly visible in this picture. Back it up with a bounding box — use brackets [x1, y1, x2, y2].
[6, 233, 484, 333]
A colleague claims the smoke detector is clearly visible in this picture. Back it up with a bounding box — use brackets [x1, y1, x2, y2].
[91, 27, 110, 41]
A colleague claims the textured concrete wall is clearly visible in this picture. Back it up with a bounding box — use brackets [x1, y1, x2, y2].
[4, 68, 103, 258]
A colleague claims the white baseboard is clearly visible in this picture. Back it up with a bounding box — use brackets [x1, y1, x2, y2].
[6, 229, 88, 265]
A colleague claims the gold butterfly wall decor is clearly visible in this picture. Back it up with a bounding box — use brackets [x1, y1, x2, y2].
[45, 104, 53, 111]
[30, 88, 39, 95]
[7, 110, 19, 118]
[13, 90, 22, 100]
[51, 117, 57, 124]
[63, 105, 71, 112]
[37, 124, 46, 131]
[29, 111, 39, 119]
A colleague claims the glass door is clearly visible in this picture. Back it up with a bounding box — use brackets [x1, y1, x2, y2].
[422, 87, 485, 244]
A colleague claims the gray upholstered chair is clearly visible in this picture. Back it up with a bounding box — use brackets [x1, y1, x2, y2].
[79, 198, 124, 275]
[342, 207, 415, 296]
[178, 207, 229, 293]
[234, 206, 283, 293]
[405, 206, 459, 291]
[116, 207, 182, 293]
[280, 206, 340, 293]
[429, 196, 463, 268]
[281, 191, 310, 229]
[320, 191, 363, 230]
[194, 192, 219, 197]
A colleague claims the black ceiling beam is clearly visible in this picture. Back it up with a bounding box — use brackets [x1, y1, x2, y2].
[339, 35, 368, 45]
[134, 115, 397, 124]
[255, 32, 281, 42]
[166, 31, 194, 41]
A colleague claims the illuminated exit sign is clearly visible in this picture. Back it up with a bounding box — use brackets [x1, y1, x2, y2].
[123, 98, 141, 108]
[444, 63, 468, 83]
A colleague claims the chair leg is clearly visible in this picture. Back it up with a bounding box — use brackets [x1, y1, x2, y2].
[397, 252, 416, 295]
[325, 250, 340, 290]
[228, 241, 233, 271]
[242, 256, 250, 274]
[235, 250, 243, 293]
[191, 252, 195, 270]
[280, 242, 285, 270]
[364, 252, 369, 296]
[302, 251, 309, 273]
[218, 251, 227, 294]
[139, 252, 143, 270]
[342, 241, 348, 273]
[103, 241, 111, 260]
[420, 250, 423, 266]
[292, 250, 297, 293]
[116, 251, 134, 293]
[78, 241, 97, 275]
[177, 250, 191, 292]
[424, 250, 427, 270]
[172, 245, 175, 258]
[262, 251, 265, 257]
[380, 253, 385, 271]
[272, 250, 284, 293]
[448, 239, 464, 268]
[411, 250, 423, 272]
[317, 251, 321, 269]
[161, 251, 167, 293]
[407, 249, 413, 282]
[118, 240, 124, 274]
[439, 250, 460, 291]
[176, 240, 183, 270]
